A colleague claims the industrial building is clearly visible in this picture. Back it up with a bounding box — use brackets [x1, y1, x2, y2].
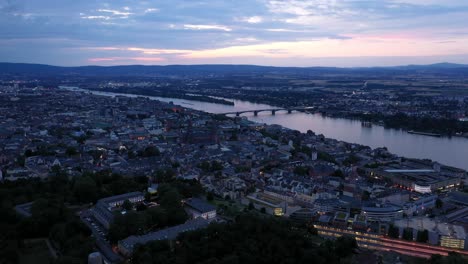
[366, 159, 465, 193]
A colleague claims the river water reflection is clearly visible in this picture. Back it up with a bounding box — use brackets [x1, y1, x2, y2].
[63, 87, 468, 170]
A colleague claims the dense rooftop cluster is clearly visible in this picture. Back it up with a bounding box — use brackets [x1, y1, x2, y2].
[0, 85, 467, 263]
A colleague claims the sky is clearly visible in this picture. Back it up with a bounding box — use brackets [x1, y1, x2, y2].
[1, 0, 468, 67]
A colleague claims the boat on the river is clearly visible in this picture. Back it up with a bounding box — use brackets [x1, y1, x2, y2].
[407, 130, 442, 137]
[361, 121, 372, 127]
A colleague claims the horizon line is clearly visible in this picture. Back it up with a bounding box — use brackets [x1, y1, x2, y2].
[1, 61, 467, 69]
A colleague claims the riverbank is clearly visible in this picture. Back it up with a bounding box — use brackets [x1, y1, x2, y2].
[85, 87, 235, 106]
[191, 89, 468, 137]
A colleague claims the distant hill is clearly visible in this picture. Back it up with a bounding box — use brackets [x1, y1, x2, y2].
[0, 62, 467, 77]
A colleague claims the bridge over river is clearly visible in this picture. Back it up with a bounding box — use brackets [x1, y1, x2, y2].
[220, 107, 315, 116]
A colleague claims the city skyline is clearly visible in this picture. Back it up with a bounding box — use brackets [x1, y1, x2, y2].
[2, 0, 468, 67]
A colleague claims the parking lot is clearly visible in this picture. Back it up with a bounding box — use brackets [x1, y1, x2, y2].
[80, 210, 108, 242]
[79, 210, 123, 263]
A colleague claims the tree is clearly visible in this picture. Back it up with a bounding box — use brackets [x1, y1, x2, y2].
[154, 168, 176, 183]
[430, 252, 466, 264]
[73, 176, 98, 203]
[207, 192, 214, 201]
[211, 160, 224, 171]
[122, 199, 133, 211]
[318, 152, 336, 164]
[158, 187, 188, 226]
[132, 213, 358, 264]
[65, 146, 78, 156]
[402, 227, 413, 241]
[20, 197, 70, 237]
[76, 135, 87, 144]
[361, 191, 371, 201]
[198, 161, 211, 172]
[146, 207, 168, 230]
[416, 229, 429, 243]
[24, 149, 34, 157]
[430, 254, 444, 264]
[387, 224, 400, 238]
[128, 150, 136, 159]
[343, 154, 361, 165]
[136, 203, 147, 211]
[159, 189, 182, 209]
[332, 169, 344, 178]
[229, 132, 238, 141]
[294, 166, 309, 176]
[335, 236, 358, 258]
[145, 192, 152, 202]
[139, 146, 160, 157]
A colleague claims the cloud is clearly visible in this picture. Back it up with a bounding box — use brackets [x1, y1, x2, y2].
[183, 24, 232, 32]
[241, 16, 263, 24]
[127, 47, 192, 55]
[84, 46, 192, 56]
[144, 8, 159, 13]
[235, 37, 259, 43]
[88, 57, 115, 62]
[88, 56, 165, 63]
[180, 36, 468, 59]
[81, 15, 110, 20]
[97, 9, 133, 16]
[82, 33, 468, 63]
[2, 0, 468, 66]
[390, 0, 468, 6]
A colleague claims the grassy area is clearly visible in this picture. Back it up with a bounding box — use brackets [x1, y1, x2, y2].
[18, 240, 52, 264]
[209, 198, 246, 217]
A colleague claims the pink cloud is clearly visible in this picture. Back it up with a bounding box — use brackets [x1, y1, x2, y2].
[88, 56, 165, 64]
[129, 57, 165, 62]
[88, 57, 116, 62]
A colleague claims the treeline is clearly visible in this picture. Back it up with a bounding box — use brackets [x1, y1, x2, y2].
[0, 169, 149, 263]
[355, 112, 468, 135]
[132, 213, 358, 264]
[1, 193, 94, 263]
[88, 86, 235, 105]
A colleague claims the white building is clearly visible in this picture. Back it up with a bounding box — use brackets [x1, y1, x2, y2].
[184, 198, 217, 220]
[361, 205, 403, 222]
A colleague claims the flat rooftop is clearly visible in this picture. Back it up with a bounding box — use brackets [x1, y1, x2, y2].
[99, 191, 144, 205]
[185, 198, 216, 213]
[378, 160, 464, 185]
[394, 217, 466, 239]
[119, 218, 210, 253]
[247, 192, 284, 207]
[384, 169, 435, 173]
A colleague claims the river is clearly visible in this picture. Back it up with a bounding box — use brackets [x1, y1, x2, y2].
[60, 86, 468, 170]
